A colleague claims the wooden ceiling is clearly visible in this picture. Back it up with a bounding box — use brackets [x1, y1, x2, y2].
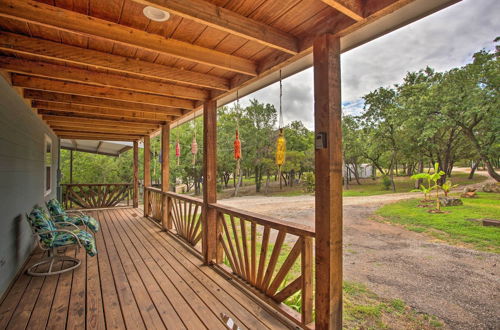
[0, 0, 422, 141]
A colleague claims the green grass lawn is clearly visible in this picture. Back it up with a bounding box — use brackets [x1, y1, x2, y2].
[343, 172, 486, 197]
[377, 192, 500, 253]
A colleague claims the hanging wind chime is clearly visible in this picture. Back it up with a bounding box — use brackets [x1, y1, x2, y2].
[175, 135, 181, 166]
[234, 90, 242, 176]
[276, 70, 286, 189]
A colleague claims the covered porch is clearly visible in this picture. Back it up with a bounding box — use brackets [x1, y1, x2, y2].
[0, 0, 461, 328]
[0, 207, 295, 329]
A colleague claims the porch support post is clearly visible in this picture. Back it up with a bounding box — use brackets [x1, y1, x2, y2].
[202, 100, 219, 264]
[143, 135, 151, 217]
[161, 124, 171, 230]
[133, 141, 138, 208]
[313, 34, 343, 329]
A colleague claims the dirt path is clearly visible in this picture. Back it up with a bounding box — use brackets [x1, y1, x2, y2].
[219, 171, 500, 329]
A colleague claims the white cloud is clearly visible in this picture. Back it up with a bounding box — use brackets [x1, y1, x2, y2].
[232, 0, 499, 129]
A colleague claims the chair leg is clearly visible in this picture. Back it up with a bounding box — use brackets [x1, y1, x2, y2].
[27, 248, 81, 277]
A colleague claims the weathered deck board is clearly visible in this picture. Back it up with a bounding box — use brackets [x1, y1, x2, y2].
[0, 208, 294, 329]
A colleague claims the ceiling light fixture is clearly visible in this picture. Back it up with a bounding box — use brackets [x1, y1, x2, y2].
[143, 6, 170, 22]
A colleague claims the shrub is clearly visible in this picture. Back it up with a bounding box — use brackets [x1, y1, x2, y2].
[302, 172, 315, 193]
[381, 176, 391, 190]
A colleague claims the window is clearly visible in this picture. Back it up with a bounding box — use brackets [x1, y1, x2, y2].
[44, 135, 52, 196]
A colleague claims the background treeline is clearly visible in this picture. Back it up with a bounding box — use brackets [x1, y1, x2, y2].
[60, 43, 499, 191]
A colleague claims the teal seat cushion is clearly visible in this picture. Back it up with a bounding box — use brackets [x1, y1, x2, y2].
[28, 207, 57, 244]
[53, 229, 97, 257]
[46, 198, 100, 233]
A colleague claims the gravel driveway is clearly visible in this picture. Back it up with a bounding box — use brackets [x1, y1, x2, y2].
[219, 174, 500, 329]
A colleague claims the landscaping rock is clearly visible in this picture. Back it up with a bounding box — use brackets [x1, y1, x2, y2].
[463, 187, 476, 193]
[439, 197, 463, 207]
[461, 191, 477, 198]
[481, 182, 500, 193]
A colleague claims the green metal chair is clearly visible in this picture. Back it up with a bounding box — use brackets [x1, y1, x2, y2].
[26, 207, 97, 276]
[46, 198, 100, 233]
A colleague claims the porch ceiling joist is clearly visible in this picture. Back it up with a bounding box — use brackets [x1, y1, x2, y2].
[131, 0, 299, 54]
[320, 0, 364, 21]
[41, 114, 161, 128]
[46, 120, 158, 132]
[12, 75, 196, 109]
[0, 0, 257, 76]
[0, 32, 229, 91]
[0, 57, 209, 101]
[36, 106, 172, 122]
[55, 131, 142, 141]
[32, 101, 183, 118]
[49, 125, 152, 135]
[39, 111, 167, 125]
[24, 90, 185, 116]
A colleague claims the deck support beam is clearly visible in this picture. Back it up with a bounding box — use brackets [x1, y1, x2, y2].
[143, 135, 151, 217]
[161, 124, 171, 230]
[202, 100, 219, 264]
[133, 141, 139, 208]
[313, 34, 343, 329]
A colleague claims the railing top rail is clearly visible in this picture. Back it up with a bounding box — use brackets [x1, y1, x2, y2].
[144, 186, 162, 193]
[165, 191, 203, 205]
[62, 183, 132, 186]
[210, 203, 315, 238]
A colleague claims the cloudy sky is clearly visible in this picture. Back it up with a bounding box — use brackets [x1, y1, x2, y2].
[231, 0, 499, 129]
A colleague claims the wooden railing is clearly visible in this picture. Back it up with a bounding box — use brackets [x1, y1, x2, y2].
[167, 192, 203, 251]
[210, 203, 314, 326]
[62, 183, 132, 209]
[141, 188, 315, 326]
[144, 186, 162, 222]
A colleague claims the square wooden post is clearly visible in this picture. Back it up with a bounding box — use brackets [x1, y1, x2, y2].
[313, 34, 343, 329]
[133, 141, 139, 208]
[161, 124, 171, 230]
[202, 100, 219, 265]
[143, 135, 151, 217]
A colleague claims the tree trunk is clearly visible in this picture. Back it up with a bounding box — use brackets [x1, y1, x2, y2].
[265, 171, 270, 194]
[468, 161, 479, 179]
[463, 127, 500, 182]
[389, 151, 396, 192]
[415, 159, 424, 189]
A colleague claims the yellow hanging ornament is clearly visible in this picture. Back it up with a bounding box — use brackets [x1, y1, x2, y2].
[276, 128, 286, 166]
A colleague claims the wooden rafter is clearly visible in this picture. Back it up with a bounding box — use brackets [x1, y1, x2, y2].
[24, 90, 185, 115]
[0, 32, 229, 91]
[132, 0, 298, 54]
[35, 106, 172, 122]
[39, 111, 167, 125]
[320, 0, 364, 21]
[50, 125, 152, 135]
[0, 0, 257, 76]
[32, 101, 182, 117]
[12, 75, 195, 109]
[46, 121, 157, 132]
[41, 114, 161, 128]
[0, 56, 209, 101]
[55, 131, 142, 141]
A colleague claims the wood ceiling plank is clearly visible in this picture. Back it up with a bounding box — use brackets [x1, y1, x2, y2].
[46, 119, 158, 130]
[320, 0, 364, 21]
[0, 0, 257, 75]
[40, 110, 167, 124]
[12, 74, 196, 109]
[49, 125, 152, 134]
[24, 90, 185, 115]
[0, 56, 209, 100]
[131, 0, 298, 54]
[41, 114, 161, 127]
[34, 101, 174, 120]
[55, 131, 141, 141]
[0, 31, 229, 90]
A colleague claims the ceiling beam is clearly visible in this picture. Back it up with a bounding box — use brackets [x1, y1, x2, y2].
[56, 132, 141, 141]
[0, 0, 257, 75]
[49, 125, 152, 135]
[24, 90, 185, 116]
[320, 0, 364, 21]
[132, 0, 298, 54]
[39, 111, 167, 125]
[35, 105, 172, 122]
[12, 74, 195, 109]
[46, 120, 157, 131]
[0, 56, 209, 101]
[32, 100, 182, 117]
[41, 114, 161, 128]
[0, 32, 229, 91]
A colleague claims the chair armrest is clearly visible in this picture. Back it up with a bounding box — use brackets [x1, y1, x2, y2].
[54, 222, 81, 231]
[36, 229, 83, 249]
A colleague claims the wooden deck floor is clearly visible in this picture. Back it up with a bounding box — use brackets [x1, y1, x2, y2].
[0, 208, 295, 329]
